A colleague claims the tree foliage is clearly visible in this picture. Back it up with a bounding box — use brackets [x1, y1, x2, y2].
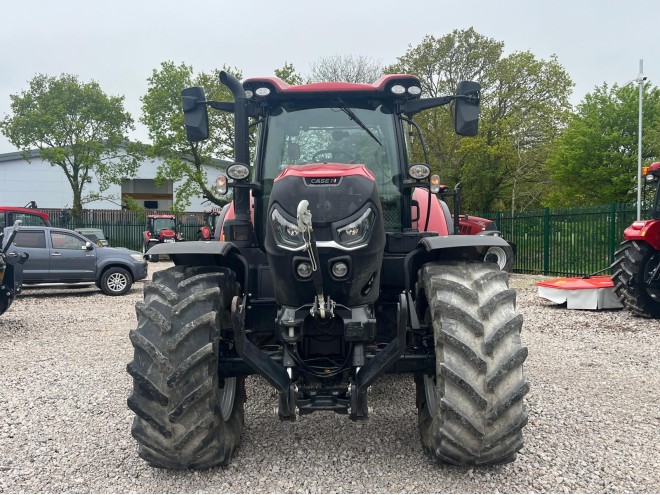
[0, 74, 139, 218]
[140, 62, 241, 212]
[388, 28, 573, 213]
[544, 83, 660, 206]
[310, 54, 383, 83]
[274, 61, 306, 86]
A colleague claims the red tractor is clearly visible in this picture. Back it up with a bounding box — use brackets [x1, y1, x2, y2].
[126, 72, 528, 469]
[142, 214, 183, 261]
[612, 161, 660, 317]
[197, 207, 229, 241]
[0, 202, 51, 229]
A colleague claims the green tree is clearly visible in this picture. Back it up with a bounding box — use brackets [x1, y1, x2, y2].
[0, 73, 139, 219]
[140, 61, 241, 212]
[274, 61, 306, 85]
[387, 28, 573, 213]
[544, 82, 660, 206]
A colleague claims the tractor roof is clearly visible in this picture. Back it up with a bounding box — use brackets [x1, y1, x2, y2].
[0, 206, 49, 219]
[242, 74, 423, 102]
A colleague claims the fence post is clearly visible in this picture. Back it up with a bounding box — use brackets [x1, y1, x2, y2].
[543, 207, 550, 275]
[609, 202, 617, 265]
[495, 210, 501, 231]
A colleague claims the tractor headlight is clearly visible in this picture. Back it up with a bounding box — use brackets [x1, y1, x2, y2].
[271, 208, 305, 250]
[336, 207, 375, 248]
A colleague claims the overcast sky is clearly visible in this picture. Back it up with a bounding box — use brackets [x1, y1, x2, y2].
[1, 0, 657, 153]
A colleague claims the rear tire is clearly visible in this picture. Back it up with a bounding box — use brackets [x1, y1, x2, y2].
[611, 240, 660, 317]
[416, 261, 528, 465]
[127, 265, 245, 469]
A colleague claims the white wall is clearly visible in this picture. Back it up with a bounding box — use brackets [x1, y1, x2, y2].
[0, 151, 227, 211]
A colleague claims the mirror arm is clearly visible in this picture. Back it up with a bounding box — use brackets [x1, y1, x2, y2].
[206, 100, 234, 112]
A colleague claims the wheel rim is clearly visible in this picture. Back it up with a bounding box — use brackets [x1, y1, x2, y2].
[485, 246, 507, 270]
[220, 377, 237, 421]
[423, 374, 437, 413]
[643, 252, 660, 300]
[107, 273, 128, 292]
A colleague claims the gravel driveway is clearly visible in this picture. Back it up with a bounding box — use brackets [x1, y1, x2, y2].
[1, 263, 658, 493]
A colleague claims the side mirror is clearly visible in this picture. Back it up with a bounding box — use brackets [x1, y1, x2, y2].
[181, 87, 209, 142]
[454, 81, 481, 137]
[84, 241, 94, 251]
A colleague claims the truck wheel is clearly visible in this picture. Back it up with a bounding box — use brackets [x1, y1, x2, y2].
[416, 261, 528, 465]
[127, 265, 245, 469]
[612, 240, 660, 317]
[100, 267, 132, 296]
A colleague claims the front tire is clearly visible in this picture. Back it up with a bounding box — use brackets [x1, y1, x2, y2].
[127, 265, 245, 469]
[416, 261, 528, 465]
[612, 240, 660, 317]
[100, 267, 132, 296]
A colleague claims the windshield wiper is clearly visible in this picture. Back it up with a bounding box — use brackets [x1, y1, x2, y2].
[336, 98, 382, 147]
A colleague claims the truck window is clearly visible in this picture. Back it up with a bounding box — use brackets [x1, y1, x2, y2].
[12, 231, 47, 249]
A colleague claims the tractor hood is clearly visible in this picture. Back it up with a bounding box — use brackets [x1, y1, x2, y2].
[264, 164, 386, 307]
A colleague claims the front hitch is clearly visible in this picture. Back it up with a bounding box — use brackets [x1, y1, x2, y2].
[297, 200, 334, 318]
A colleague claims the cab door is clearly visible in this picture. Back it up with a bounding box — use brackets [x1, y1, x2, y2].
[48, 230, 97, 282]
[6, 230, 50, 282]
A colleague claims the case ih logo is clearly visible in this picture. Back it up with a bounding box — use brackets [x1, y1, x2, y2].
[304, 177, 341, 186]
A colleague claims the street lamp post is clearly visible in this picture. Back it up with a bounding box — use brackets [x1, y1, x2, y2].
[634, 59, 646, 220]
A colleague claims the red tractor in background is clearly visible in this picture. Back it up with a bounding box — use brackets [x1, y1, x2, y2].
[197, 207, 230, 241]
[127, 71, 527, 469]
[0, 202, 51, 229]
[437, 184, 515, 271]
[612, 161, 660, 317]
[142, 214, 183, 261]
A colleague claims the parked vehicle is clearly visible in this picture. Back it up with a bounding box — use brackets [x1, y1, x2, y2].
[612, 161, 660, 317]
[437, 185, 515, 271]
[75, 228, 110, 247]
[0, 221, 29, 316]
[0, 202, 50, 229]
[3, 226, 147, 296]
[126, 72, 527, 469]
[142, 214, 183, 261]
[197, 208, 228, 240]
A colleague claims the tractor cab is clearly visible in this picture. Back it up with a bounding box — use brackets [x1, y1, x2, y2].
[643, 161, 660, 219]
[142, 214, 182, 260]
[146, 215, 178, 237]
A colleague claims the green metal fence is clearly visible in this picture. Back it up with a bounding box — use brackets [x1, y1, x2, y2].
[38, 203, 647, 275]
[480, 203, 648, 276]
[41, 209, 206, 252]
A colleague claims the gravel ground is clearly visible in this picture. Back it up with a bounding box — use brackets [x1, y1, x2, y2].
[0, 263, 658, 493]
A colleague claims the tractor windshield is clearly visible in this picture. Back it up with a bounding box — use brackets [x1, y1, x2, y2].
[261, 104, 403, 230]
[152, 218, 176, 232]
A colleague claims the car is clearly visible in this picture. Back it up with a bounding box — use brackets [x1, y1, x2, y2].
[74, 227, 110, 247]
[2, 226, 148, 296]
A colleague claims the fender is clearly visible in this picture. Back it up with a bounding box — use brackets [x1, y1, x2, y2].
[146, 240, 239, 265]
[623, 219, 660, 250]
[145, 240, 248, 292]
[404, 235, 512, 292]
